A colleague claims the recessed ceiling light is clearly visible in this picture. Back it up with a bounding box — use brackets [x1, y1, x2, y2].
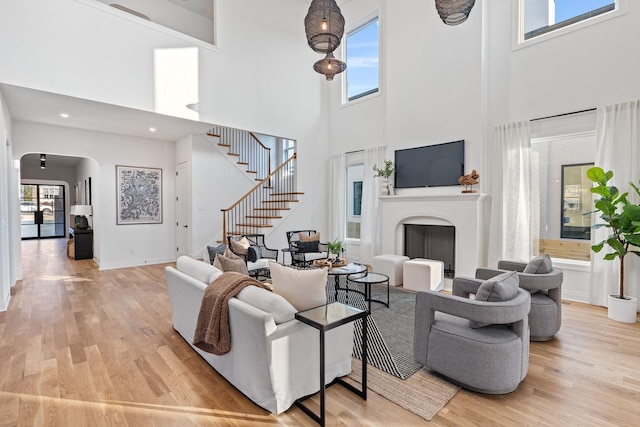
[149, 127, 156, 132]
[60, 113, 69, 118]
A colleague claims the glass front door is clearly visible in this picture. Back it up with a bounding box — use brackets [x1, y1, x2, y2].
[20, 184, 66, 239]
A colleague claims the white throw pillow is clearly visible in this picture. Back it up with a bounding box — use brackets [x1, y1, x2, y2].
[268, 261, 328, 311]
[236, 285, 297, 324]
[176, 256, 223, 284]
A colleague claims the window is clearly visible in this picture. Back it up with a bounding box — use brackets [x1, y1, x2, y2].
[353, 181, 363, 216]
[532, 129, 595, 261]
[561, 163, 594, 240]
[346, 162, 364, 239]
[522, 0, 616, 41]
[345, 16, 379, 102]
[283, 139, 295, 161]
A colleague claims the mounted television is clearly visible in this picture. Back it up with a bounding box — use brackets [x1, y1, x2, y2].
[394, 140, 465, 188]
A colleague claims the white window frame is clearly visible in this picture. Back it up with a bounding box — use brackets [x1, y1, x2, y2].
[342, 12, 381, 106]
[513, 0, 627, 50]
[345, 151, 365, 243]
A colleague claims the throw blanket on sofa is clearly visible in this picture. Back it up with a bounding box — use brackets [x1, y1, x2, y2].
[193, 272, 270, 355]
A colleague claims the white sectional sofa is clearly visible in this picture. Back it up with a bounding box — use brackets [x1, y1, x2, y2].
[164, 256, 354, 414]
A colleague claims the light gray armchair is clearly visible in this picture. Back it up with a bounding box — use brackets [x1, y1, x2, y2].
[476, 259, 563, 341]
[414, 276, 531, 394]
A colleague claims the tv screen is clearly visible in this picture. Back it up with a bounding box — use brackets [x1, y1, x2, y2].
[394, 140, 465, 188]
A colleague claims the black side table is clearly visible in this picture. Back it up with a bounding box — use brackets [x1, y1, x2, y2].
[347, 272, 390, 312]
[69, 228, 93, 260]
[294, 302, 368, 426]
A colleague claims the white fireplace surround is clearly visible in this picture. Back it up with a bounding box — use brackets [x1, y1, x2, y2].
[379, 193, 489, 284]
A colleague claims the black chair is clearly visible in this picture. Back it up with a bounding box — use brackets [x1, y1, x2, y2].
[285, 230, 329, 267]
[227, 234, 278, 279]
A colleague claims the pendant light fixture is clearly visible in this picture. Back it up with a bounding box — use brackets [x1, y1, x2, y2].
[435, 0, 476, 26]
[313, 52, 347, 81]
[304, 0, 347, 80]
[304, 0, 345, 54]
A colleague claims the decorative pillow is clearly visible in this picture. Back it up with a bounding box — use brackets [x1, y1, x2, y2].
[236, 285, 297, 324]
[268, 261, 328, 311]
[177, 256, 223, 284]
[297, 240, 319, 253]
[214, 253, 249, 275]
[206, 244, 226, 265]
[471, 270, 519, 328]
[225, 247, 242, 260]
[475, 270, 519, 302]
[247, 245, 262, 263]
[299, 232, 320, 242]
[230, 236, 250, 256]
[523, 254, 553, 274]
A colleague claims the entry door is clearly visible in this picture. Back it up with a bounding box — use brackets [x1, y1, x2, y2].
[20, 184, 66, 239]
[176, 162, 189, 256]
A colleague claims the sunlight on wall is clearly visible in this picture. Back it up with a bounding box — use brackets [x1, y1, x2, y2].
[153, 47, 199, 121]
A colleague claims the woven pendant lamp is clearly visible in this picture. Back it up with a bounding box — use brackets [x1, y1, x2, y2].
[304, 0, 345, 54]
[435, 0, 476, 25]
[313, 52, 347, 81]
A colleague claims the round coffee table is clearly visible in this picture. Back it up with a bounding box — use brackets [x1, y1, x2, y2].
[348, 272, 390, 312]
[326, 262, 367, 302]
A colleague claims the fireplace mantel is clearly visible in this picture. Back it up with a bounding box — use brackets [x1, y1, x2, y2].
[379, 193, 489, 280]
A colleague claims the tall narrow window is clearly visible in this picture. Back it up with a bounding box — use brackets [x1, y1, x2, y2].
[346, 163, 364, 239]
[345, 16, 379, 102]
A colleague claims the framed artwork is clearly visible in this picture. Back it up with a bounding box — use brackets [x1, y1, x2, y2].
[116, 165, 163, 225]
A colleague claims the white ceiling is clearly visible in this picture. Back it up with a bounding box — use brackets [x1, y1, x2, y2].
[1, 83, 216, 143]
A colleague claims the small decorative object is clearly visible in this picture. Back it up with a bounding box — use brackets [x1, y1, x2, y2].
[373, 160, 395, 196]
[327, 239, 344, 263]
[458, 169, 479, 193]
[116, 165, 163, 225]
[435, 0, 476, 26]
[586, 167, 640, 323]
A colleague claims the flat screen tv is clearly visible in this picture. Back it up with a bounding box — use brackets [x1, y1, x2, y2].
[394, 140, 465, 188]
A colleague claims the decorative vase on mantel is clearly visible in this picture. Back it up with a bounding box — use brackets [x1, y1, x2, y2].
[381, 178, 390, 196]
[373, 160, 395, 197]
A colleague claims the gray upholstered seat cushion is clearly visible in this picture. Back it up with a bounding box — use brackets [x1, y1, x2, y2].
[434, 313, 519, 343]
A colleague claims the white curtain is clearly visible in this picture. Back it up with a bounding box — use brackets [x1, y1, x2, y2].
[328, 153, 346, 243]
[360, 146, 387, 265]
[487, 121, 534, 266]
[591, 101, 640, 305]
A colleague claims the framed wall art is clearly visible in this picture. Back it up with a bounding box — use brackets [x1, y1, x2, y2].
[116, 165, 163, 225]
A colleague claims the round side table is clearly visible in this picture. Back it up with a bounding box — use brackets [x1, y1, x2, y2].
[347, 272, 390, 312]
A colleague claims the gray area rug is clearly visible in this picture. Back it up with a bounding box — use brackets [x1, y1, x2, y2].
[327, 278, 423, 379]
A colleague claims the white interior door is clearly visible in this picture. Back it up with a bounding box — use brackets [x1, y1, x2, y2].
[176, 161, 189, 257]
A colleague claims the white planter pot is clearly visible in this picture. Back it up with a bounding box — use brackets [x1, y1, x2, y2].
[381, 178, 390, 196]
[608, 295, 638, 324]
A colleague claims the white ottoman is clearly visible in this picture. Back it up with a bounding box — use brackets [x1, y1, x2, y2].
[372, 254, 409, 287]
[403, 258, 444, 292]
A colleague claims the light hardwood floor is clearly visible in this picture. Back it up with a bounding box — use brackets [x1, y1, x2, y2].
[1, 239, 639, 426]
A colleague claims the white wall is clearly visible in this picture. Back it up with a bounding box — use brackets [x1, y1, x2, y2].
[0, 0, 331, 277]
[0, 91, 14, 310]
[13, 121, 176, 270]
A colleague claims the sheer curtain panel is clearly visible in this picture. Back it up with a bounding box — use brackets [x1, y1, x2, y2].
[360, 146, 387, 265]
[591, 101, 640, 306]
[328, 153, 346, 244]
[487, 121, 534, 266]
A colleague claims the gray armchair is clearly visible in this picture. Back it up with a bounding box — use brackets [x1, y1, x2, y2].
[414, 276, 531, 394]
[476, 260, 563, 341]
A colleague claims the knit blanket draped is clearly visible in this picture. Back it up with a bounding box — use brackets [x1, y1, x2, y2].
[193, 272, 269, 355]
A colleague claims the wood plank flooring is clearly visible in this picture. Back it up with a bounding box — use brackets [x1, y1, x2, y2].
[1, 238, 640, 426]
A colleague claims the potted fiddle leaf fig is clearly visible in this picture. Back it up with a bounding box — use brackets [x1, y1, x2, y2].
[586, 166, 640, 323]
[373, 160, 395, 196]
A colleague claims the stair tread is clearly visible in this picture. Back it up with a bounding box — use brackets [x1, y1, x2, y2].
[253, 207, 291, 211]
[262, 200, 299, 203]
[246, 215, 282, 219]
[270, 192, 305, 196]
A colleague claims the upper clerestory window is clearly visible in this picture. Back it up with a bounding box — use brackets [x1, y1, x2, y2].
[520, 0, 618, 43]
[345, 16, 380, 103]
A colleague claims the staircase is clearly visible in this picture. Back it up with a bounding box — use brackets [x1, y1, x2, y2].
[210, 126, 302, 242]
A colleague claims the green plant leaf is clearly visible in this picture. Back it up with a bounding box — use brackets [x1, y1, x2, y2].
[607, 237, 626, 257]
[590, 186, 610, 198]
[625, 233, 640, 246]
[592, 242, 604, 252]
[586, 166, 606, 184]
[595, 199, 616, 216]
[603, 253, 618, 261]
